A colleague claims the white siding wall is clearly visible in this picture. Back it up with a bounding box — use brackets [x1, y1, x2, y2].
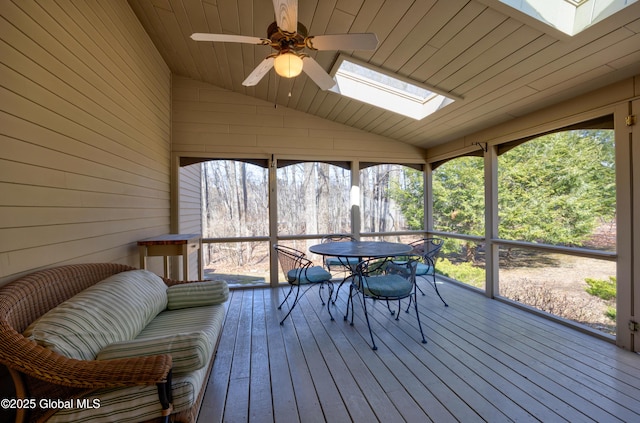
[171, 76, 427, 161]
[178, 164, 203, 280]
[0, 0, 171, 285]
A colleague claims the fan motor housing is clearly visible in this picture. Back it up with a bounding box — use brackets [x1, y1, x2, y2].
[267, 21, 307, 52]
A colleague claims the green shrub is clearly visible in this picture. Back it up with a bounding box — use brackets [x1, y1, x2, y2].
[605, 306, 616, 321]
[585, 276, 616, 301]
[437, 258, 485, 288]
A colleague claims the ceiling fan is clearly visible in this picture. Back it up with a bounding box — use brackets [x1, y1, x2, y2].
[190, 0, 379, 90]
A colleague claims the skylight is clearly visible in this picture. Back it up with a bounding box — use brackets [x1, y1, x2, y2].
[498, 0, 637, 36]
[329, 56, 457, 120]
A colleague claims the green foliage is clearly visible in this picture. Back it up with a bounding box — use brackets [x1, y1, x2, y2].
[585, 276, 616, 301]
[498, 130, 615, 245]
[605, 306, 616, 321]
[391, 130, 616, 249]
[432, 157, 485, 236]
[389, 168, 424, 230]
[436, 258, 485, 288]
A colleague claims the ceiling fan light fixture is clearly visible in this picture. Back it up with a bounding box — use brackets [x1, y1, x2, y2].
[274, 52, 303, 78]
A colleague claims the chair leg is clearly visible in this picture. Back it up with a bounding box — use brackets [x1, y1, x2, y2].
[430, 274, 448, 307]
[412, 293, 428, 344]
[278, 285, 294, 310]
[394, 299, 402, 320]
[279, 284, 301, 325]
[361, 295, 378, 350]
[386, 300, 396, 315]
[405, 294, 413, 313]
[325, 282, 335, 321]
[416, 275, 448, 307]
[332, 274, 353, 304]
[344, 284, 354, 323]
[318, 282, 326, 306]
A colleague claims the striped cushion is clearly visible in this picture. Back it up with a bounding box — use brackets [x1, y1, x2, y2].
[140, 305, 225, 347]
[24, 270, 167, 360]
[49, 305, 226, 423]
[167, 280, 229, 310]
[96, 331, 211, 374]
[47, 366, 209, 423]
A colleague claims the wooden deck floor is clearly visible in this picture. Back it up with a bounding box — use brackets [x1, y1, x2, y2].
[197, 279, 640, 422]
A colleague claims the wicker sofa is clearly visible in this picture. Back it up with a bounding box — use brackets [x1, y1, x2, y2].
[0, 263, 229, 423]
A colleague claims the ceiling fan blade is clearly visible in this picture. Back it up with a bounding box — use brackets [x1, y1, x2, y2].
[306, 33, 379, 51]
[191, 33, 270, 45]
[302, 57, 336, 91]
[242, 57, 275, 87]
[272, 0, 298, 33]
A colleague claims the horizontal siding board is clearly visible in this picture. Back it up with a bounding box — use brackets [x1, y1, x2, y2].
[2, 226, 167, 277]
[0, 206, 168, 229]
[0, 216, 167, 251]
[172, 77, 426, 160]
[0, 182, 168, 209]
[0, 67, 169, 171]
[4, 1, 170, 146]
[62, 0, 171, 128]
[0, 0, 171, 284]
[0, 116, 168, 189]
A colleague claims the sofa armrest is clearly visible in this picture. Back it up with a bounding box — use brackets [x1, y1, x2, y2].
[0, 326, 172, 389]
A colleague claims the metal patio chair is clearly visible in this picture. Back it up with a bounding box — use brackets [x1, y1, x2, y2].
[273, 244, 333, 324]
[409, 238, 448, 306]
[345, 256, 427, 350]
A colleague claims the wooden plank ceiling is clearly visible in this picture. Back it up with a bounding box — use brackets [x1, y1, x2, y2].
[127, 0, 640, 149]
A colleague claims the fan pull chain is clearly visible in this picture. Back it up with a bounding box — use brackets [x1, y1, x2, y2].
[274, 73, 279, 108]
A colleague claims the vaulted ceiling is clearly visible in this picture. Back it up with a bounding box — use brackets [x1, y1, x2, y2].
[127, 0, 640, 149]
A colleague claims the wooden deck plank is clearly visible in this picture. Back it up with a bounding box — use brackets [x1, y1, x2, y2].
[300, 296, 410, 423]
[284, 291, 356, 423]
[222, 290, 253, 422]
[197, 286, 242, 422]
[411, 285, 599, 422]
[264, 286, 300, 423]
[436, 285, 637, 422]
[277, 290, 326, 422]
[249, 289, 274, 422]
[201, 280, 640, 423]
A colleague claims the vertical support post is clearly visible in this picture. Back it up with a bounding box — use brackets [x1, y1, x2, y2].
[351, 161, 361, 240]
[484, 144, 499, 298]
[424, 163, 433, 234]
[632, 100, 640, 352]
[616, 101, 638, 351]
[269, 155, 280, 286]
[170, 154, 180, 280]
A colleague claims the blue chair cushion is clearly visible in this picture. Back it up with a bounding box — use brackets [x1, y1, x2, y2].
[415, 263, 434, 276]
[287, 266, 332, 284]
[359, 274, 412, 298]
[325, 256, 360, 268]
[392, 261, 433, 276]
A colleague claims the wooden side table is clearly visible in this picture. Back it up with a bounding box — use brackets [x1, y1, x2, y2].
[137, 234, 203, 281]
